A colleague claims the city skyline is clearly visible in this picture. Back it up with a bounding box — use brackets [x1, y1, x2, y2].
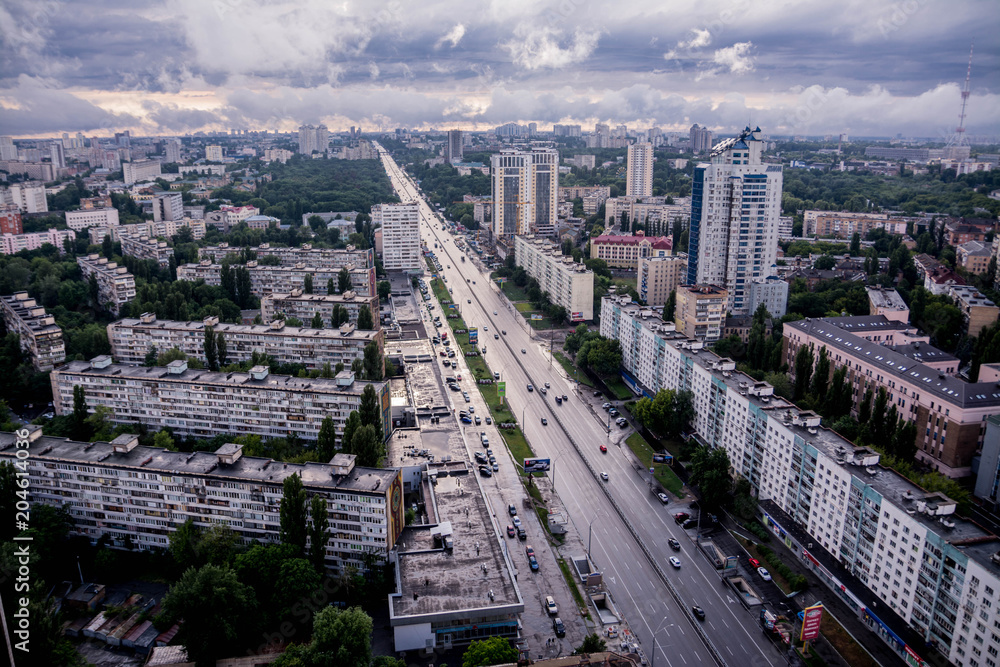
[0, 0, 998, 139]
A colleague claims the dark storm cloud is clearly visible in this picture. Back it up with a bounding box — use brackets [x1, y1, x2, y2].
[0, 76, 139, 135]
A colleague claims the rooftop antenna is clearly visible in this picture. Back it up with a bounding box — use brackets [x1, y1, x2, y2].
[946, 42, 974, 150]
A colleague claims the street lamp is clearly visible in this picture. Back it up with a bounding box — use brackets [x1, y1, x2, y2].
[649, 615, 671, 667]
[587, 510, 609, 564]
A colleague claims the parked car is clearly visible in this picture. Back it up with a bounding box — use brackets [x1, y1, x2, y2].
[521, 348, 526, 354]
[485, 417, 492, 425]
[748, 557, 760, 568]
[657, 493, 670, 504]
[758, 567, 772, 581]
[545, 596, 558, 616]
[528, 556, 539, 571]
[507, 525, 515, 537]
[478, 466, 492, 477]
[682, 518, 698, 529]
[517, 527, 527, 540]
[553, 617, 566, 637]
[674, 513, 690, 524]
[512, 517, 522, 528]
[509, 504, 517, 516]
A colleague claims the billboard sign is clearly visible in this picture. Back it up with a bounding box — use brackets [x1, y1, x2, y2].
[469, 327, 478, 344]
[523, 458, 551, 473]
[531, 314, 543, 320]
[800, 604, 824, 641]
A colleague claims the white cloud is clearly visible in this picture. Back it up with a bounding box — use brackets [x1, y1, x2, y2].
[501, 25, 600, 70]
[711, 41, 755, 74]
[368, 62, 380, 80]
[435, 24, 466, 49]
[678, 28, 712, 50]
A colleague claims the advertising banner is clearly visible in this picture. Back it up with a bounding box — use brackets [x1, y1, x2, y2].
[800, 604, 824, 641]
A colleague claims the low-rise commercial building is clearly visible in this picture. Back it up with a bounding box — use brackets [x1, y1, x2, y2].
[674, 284, 726, 342]
[66, 207, 120, 232]
[77, 254, 136, 316]
[637, 255, 687, 308]
[1, 228, 75, 255]
[590, 231, 672, 270]
[51, 357, 391, 443]
[0, 430, 402, 576]
[513, 235, 594, 321]
[177, 260, 375, 299]
[261, 289, 381, 330]
[0, 291, 66, 371]
[109, 314, 383, 371]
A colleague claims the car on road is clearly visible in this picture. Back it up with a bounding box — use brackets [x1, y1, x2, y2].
[758, 567, 772, 581]
[525, 544, 535, 557]
[682, 518, 699, 529]
[600, 445, 607, 453]
[602, 402, 611, 410]
[509, 504, 517, 516]
[467, 405, 473, 412]
[668, 538, 681, 551]
[692, 606, 706, 621]
[538, 387, 546, 395]
[507, 525, 515, 537]
[553, 617, 566, 637]
[485, 417, 492, 425]
[492, 463, 499, 472]
[600, 472, 609, 481]
[527, 384, 533, 392]
[674, 512, 690, 524]
[494, 334, 499, 339]
[545, 596, 558, 616]
[502, 330, 506, 335]
[521, 348, 526, 354]
[512, 517, 522, 528]
[541, 418, 548, 426]
[594, 390, 603, 397]
[464, 394, 471, 403]
[555, 396, 562, 404]
[657, 493, 670, 504]
[474, 416, 481, 425]
[528, 555, 539, 571]
[478, 466, 492, 477]
[748, 557, 760, 568]
[467, 299, 471, 304]
[544, 382, 550, 388]
[517, 527, 527, 540]
[669, 557, 681, 569]
[562, 395, 568, 401]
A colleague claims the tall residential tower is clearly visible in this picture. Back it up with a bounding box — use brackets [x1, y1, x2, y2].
[687, 126, 782, 316]
[490, 147, 558, 242]
[626, 142, 654, 197]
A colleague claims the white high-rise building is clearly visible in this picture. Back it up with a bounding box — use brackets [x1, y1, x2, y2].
[205, 144, 223, 161]
[1, 182, 48, 214]
[49, 142, 66, 169]
[123, 159, 162, 186]
[446, 130, 463, 163]
[0, 136, 17, 161]
[626, 142, 653, 197]
[152, 192, 184, 222]
[490, 148, 558, 242]
[686, 126, 782, 316]
[373, 202, 421, 271]
[298, 124, 329, 155]
[165, 139, 181, 163]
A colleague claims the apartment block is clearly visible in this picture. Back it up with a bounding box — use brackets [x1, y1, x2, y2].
[0, 430, 403, 575]
[687, 126, 782, 316]
[783, 317, 1000, 477]
[0, 205, 22, 235]
[0, 182, 48, 213]
[77, 254, 136, 316]
[802, 211, 906, 238]
[674, 284, 726, 342]
[205, 145, 223, 161]
[604, 196, 690, 232]
[948, 286, 999, 338]
[590, 231, 672, 270]
[109, 314, 383, 371]
[119, 236, 173, 267]
[51, 357, 391, 444]
[92, 218, 206, 245]
[598, 294, 1000, 666]
[371, 203, 422, 271]
[866, 286, 910, 323]
[200, 242, 374, 273]
[164, 139, 181, 163]
[626, 142, 654, 197]
[177, 259, 375, 300]
[297, 124, 329, 155]
[637, 255, 687, 308]
[956, 241, 993, 275]
[1, 228, 76, 255]
[122, 159, 162, 186]
[490, 148, 559, 241]
[689, 124, 713, 154]
[0, 292, 66, 371]
[261, 290, 381, 330]
[66, 207, 120, 232]
[152, 192, 184, 222]
[748, 276, 789, 318]
[513, 235, 594, 321]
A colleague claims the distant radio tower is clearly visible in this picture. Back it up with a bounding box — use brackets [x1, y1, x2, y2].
[947, 42, 974, 149]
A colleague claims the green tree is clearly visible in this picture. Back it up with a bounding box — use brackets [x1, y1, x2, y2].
[462, 636, 518, 667]
[233, 543, 299, 629]
[327, 277, 335, 295]
[153, 430, 175, 450]
[341, 411, 361, 452]
[159, 564, 257, 665]
[317, 416, 337, 461]
[169, 518, 202, 571]
[793, 345, 814, 400]
[811, 346, 830, 402]
[351, 424, 380, 467]
[363, 341, 383, 381]
[689, 446, 732, 510]
[338, 267, 352, 293]
[377, 280, 391, 301]
[72, 384, 89, 440]
[358, 383, 383, 443]
[357, 304, 374, 330]
[308, 495, 330, 573]
[204, 325, 218, 371]
[280, 473, 308, 555]
[849, 232, 861, 256]
[216, 331, 228, 366]
[199, 523, 241, 566]
[311, 606, 373, 667]
[662, 290, 677, 322]
[574, 633, 608, 654]
[143, 345, 158, 367]
[304, 273, 314, 294]
[311, 312, 324, 328]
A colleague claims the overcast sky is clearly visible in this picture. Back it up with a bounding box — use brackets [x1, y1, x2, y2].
[1, 0, 997, 139]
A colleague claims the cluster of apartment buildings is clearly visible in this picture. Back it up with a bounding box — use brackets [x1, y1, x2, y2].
[0, 291, 66, 371]
[0, 428, 403, 575]
[513, 235, 594, 321]
[600, 294, 1000, 666]
[590, 231, 672, 269]
[177, 259, 375, 301]
[260, 289, 381, 330]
